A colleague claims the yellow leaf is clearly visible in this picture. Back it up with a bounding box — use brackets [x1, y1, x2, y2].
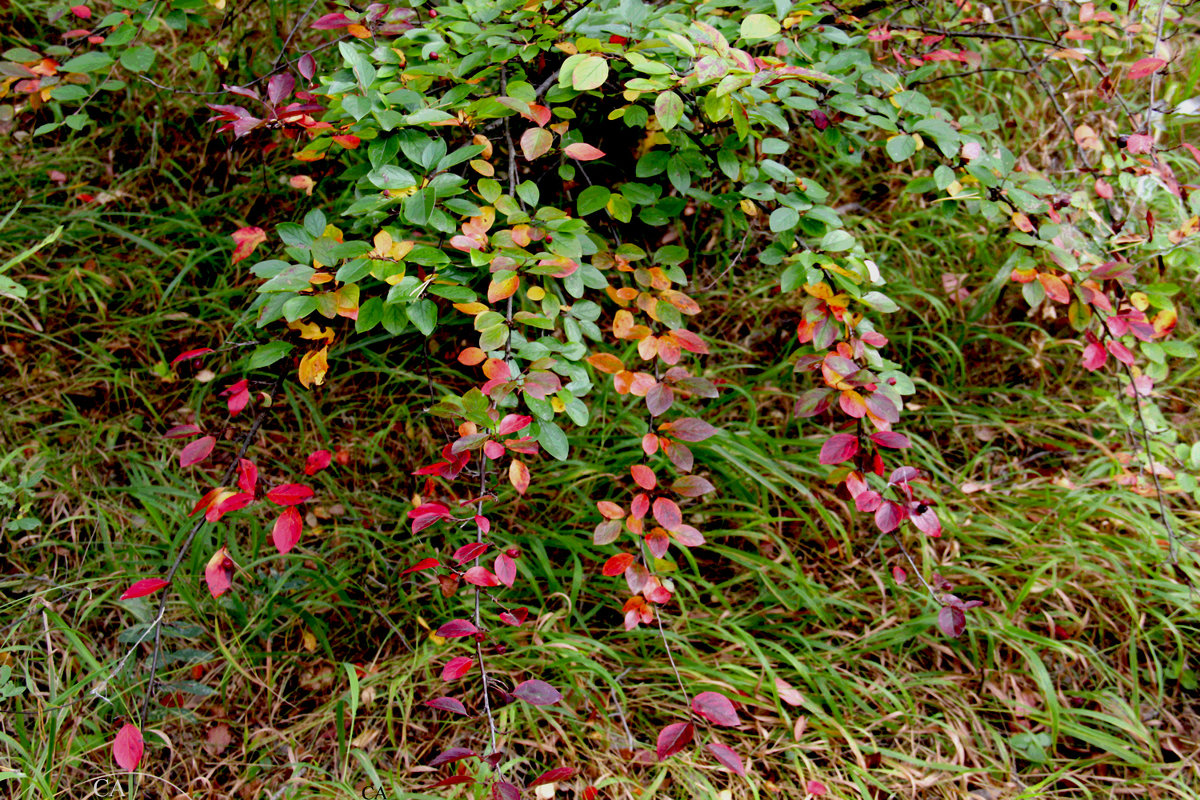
[454, 302, 489, 315]
[299, 346, 329, 389]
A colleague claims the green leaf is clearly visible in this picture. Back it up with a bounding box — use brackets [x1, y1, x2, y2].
[537, 420, 569, 461]
[60, 51, 114, 74]
[248, 341, 293, 369]
[885, 134, 917, 162]
[119, 45, 156, 73]
[406, 299, 438, 336]
[572, 56, 609, 91]
[655, 91, 684, 132]
[577, 185, 611, 216]
[770, 207, 800, 233]
[740, 13, 781, 40]
[860, 291, 899, 312]
[820, 230, 855, 251]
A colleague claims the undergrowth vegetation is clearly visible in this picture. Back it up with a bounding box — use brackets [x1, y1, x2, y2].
[2, 0, 1199, 798]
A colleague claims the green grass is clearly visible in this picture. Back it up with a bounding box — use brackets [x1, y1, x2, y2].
[4, 5, 1200, 800]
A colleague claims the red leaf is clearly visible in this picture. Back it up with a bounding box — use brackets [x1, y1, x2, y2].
[691, 692, 741, 726]
[304, 449, 333, 475]
[499, 606, 529, 626]
[401, 557, 440, 575]
[671, 475, 715, 497]
[603, 553, 635, 576]
[498, 414, 533, 435]
[656, 721, 694, 761]
[937, 604, 967, 637]
[442, 656, 474, 681]
[272, 507, 303, 554]
[888, 466, 920, 486]
[819, 433, 858, 465]
[530, 766, 575, 787]
[1128, 57, 1166, 80]
[1108, 340, 1135, 365]
[236, 458, 258, 494]
[666, 417, 719, 442]
[429, 747, 476, 767]
[179, 436, 216, 467]
[120, 578, 169, 600]
[426, 776, 476, 789]
[311, 12, 351, 29]
[1082, 332, 1107, 370]
[652, 497, 682, 531]
[70, 5, 92, 19]
[494, 553, 517, 587]
[564, 142, 606, 160]
[706, 742, 746, 775]
[631, 464, 657, 490]
[204, 548, 234, 598]
[454, 542, 490, 563]
[874, 500, 904, 533]
[463, 566, 500, 587]
[266, 483, 313, 506]
[215, 492, 254, 515]
[493, 781, 520, 800]
[164, 424, 202, 439]
[171, 347, 213, 366]
[807, 779, 828, 796]
[435, 620, 478, 638]
[513, 679, 562, 706]
[869, 431, 911, 449]
[230, 226, 267, 264]
[112, 723, 144, 771]
[426, 696, 469, 715]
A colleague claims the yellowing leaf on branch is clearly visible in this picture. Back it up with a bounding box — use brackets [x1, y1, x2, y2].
[299, 346, 329, 388]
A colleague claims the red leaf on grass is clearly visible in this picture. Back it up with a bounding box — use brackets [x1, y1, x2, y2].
[426, 776, 476, 788]
[497, 414, 532, 435]
[706, 742, 746, 775]
[112, 724, 143, 771]
[652, 497, 682, 531]
[530, 766, 575, 787]
[164, 424, 202, 439]
[237, 459, 258, 494]
[180, 436, 216, 467]
[671, 475, 715, 497]
[429, 747, 476, 767]
[436, 619, 478, 638]
[938, 604, 966, 637]
[311, 12, 351, 29]
[204, 548, 234, 598]
[272, 507, 303, 554]
[493, 781, 520, 800]
[215, 492, 254, 515]
[266, 484, 313, 505]
[869, 431, 911, 449]
[494, 553, 517, 587]
[304, 449, 333, 475]
[656, 721, 694, 761]
[807, 779, 828, 796]
[121, 578, 169, 600]
[1128, 57, 1165, 80]
[1082, 332, 1107, 370]
[231, 227, 266, 264]
[631, 464, 657, 490]
[442, 656, 474, 681]
[463, 566, 500, 587]
[400, 557, 440, 575]
[874, 500, 904, 533]
[453, 542, 489, 563]
[425, 696, 469, 715]
[692, 692, 741, 726]
[603, 553, 635, 576]
[171, 347, 213, 366]
[666, 417, 719, 442]
[819, 433, 858, 465]
[513, 679, 562, 706]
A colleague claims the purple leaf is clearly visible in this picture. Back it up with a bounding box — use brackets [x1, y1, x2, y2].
[436, 620, 479, 638]
[888, 466, 920, 486]
[691, 692, 741, 727]
[429, 747, 476, 767]
[870, 431, 911, 449]
[493, 780, 520, 800]
[874, 500, 904, 533]
[512, 679, 562, 706]
[819, 433, 858, 465]
[529, 767, 575, 787]
[656, 721, 694, 761]
[668, 417, 719, 442]
[706, 741, 746, 775]
[425, 697, 469, 715]
[938, 605, 967, 637]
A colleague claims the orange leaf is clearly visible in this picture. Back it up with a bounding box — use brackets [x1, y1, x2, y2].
[586, 353, 624, 374]
[299, 346, 329, 388]
[488, 274, 520, 303]
[509, 459, 530, 495]
[231, 226, 267, 264]
[564, 142, 605, 161]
